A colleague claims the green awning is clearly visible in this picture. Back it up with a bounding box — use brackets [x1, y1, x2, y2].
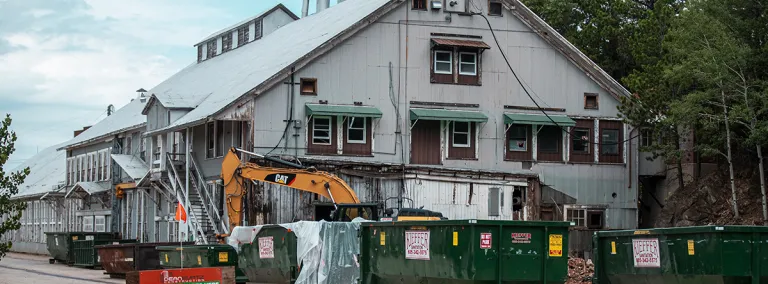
[410, 108, 488, 122]
[504, 113, 576, 127]
[305, 104, 383, 118]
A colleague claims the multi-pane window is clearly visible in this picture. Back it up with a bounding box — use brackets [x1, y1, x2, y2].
[347, 117, 366, 144]
[452, 122, 471, 147]
[567, 208, 586, 227]
[572, 128, 591, 154]
[312, 117, 332, 145]
[237, 25, 250, 47]
[434, 51, 453, 74]
[206, 40, 217, 59]
[459, 52, 477, 75]
[641, 129, 654, 147]
[508, 125, 528, 152]
[601, 129, 620, 155]
[566, 207, 604, 229]
[83, 216, 94, 232]
[222, 33, 232, 52]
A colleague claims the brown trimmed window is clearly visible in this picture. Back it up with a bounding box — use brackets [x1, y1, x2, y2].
[413, 0, 427, 10]
[448, 122, 476, 159]
[222, 33, 232, 53]
[237, 25, 250, 47]
[308, 116, 337, 155]
[537, 125, 562, 162]
[342, 117, 372, 156]
[431, 48, 482, 85]
[570, 119, 594, 163]
[599, 120, 623, 163]
[489, 0, 503, 16]
[585, 93, 599, 109]
[206, 40, 217, 59]
[506, 125, 532, 161]
[300, 78, 317, 95]
[197, 45, 203, 63]
[432, 49, 453, 84]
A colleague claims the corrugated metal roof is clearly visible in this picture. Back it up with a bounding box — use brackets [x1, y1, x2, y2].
[410, 108, 489, 122]
[65, 181, 110, 198]
[431, 38, 491, 49]
[111, 154, 150, 180]
[504, 113, 576, 127]
[11, 142, 67, 199]
[144, 0, 395, 136]
[58, 98, 147, 150]
[194, 4, 298, 46]
[305, 104, 383, 118]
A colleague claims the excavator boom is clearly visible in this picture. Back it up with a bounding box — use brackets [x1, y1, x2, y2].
[221, 148, 361, 230]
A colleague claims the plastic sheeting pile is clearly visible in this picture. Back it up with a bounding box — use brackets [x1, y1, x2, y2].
[229, 219, 366, 284]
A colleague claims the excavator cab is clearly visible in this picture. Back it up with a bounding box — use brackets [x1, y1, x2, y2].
[329, 203, 380, 221]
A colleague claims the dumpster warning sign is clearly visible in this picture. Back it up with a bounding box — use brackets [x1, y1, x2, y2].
[511, 233, 532, 244]
[548, 234, 563, 257]
[687, 240, 695, 255]
[632, 238, 660, 268]
[405, 230, 430, 260]
[258, 236, 274, 259]
[480, 233, 492, 249]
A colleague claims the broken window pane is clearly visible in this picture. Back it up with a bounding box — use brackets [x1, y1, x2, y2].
[572, 128, 590, 154]
[508, 125, 527, 151]
[313, 117, 332, 144]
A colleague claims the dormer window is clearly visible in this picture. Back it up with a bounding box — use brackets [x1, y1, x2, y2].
[222, 33, 232, 53]
[206, 40, 217, 59]
[237, 25, 250, 47]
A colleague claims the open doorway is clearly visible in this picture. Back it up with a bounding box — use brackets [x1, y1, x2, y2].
[313, 203, 335, 221]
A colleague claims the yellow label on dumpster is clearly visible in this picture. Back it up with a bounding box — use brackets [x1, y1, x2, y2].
[72, 236, 78, 241]
[453, 232, 458, 246]
[549, 234, 563, 257]
[380, 232, 386, 246]
[197, 255, 202, 265]
[687, 240, 695, 255]
[165, 253, 169, 263]
[219, 252, 228, 262]
[611, 241, 617, 255]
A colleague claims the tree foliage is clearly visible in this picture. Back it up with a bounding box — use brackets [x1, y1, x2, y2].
[0, 114, 29, 260]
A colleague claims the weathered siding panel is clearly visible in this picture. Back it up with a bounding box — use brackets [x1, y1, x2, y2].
[262, 8, 295, 35]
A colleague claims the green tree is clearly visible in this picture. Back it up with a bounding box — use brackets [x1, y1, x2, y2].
[0, 114, 29, 260]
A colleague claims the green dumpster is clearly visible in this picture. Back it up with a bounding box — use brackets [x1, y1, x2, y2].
[157, 244, 249, 284]
[72, 239, 137, 268]
[360, 220, 571, 284]
[45, 232, 118, 265]
[593, 226, 768, 284]
[236, 225, 299, 283]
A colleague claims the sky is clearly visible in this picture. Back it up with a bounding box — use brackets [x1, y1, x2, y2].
[0, 0, 340, 170]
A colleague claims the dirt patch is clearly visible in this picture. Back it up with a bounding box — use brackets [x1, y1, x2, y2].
[566, 256, 594, 284]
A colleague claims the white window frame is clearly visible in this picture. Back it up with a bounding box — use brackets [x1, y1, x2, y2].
[312, 116, 332, 145]
[452, 121, 471, 148]
[434, 50, 453, 75]
[346, 117, 367, 144]
[459, 52, 477, 75]
[83, 216, 94, 232]
[508, 125, 528, 152]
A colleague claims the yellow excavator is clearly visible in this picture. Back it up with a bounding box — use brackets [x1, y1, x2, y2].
[219, 148, 444, 239]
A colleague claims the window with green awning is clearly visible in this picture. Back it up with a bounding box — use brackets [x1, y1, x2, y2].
[503, 113, 576, 127]
[410, 108, 488, 122]
[305, 104, 383, 118]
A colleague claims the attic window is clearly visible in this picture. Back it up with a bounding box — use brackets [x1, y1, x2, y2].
[489, 0, 503, 16]
[197, 45, 203, 63]
[413, 0, 427, 10]
[206, 40, 217, 59]
[301, 78, 317, 95]
[237, 25, 250, 47]
[584, 93, 599, 109]
[222, 33, 232, 53]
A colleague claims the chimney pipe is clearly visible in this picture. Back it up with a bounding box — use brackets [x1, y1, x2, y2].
[302, 0, 310, 17]
[316, 0, 330, 13]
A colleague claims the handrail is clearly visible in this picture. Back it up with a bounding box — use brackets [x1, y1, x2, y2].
[166, 153, 207, 244]
[189, 153, 228, 234]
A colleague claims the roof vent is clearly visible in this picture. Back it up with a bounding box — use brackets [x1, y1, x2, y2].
[136, 88, 147, 103]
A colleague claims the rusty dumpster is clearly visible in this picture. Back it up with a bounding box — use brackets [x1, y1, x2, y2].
[96, 242, 193, 278]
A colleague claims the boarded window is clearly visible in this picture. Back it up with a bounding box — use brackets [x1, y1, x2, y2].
[300, 78, 317, 95]
[584, 93, 598, 109]
[488, 187, 500, 217]
[537, 125, 562, 162]
[489, 0, 503, 16]
[410, 120, 441, 165]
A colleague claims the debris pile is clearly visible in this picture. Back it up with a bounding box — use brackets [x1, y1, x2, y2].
[566, 257, 594, 284]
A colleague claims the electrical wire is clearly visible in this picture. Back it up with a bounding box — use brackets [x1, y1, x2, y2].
[473, 13, 640, 146]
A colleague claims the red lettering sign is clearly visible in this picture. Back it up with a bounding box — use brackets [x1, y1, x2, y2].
[632, 239, 661, 268]
[405, 231, 430, 260]
[480, 233, 492, 249]
[138, 267, 223, 284]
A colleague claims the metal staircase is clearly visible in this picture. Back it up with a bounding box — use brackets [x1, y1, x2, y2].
[157, 153, 227, 244]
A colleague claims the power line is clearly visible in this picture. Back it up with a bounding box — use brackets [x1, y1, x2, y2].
[473, 13, 640, 146]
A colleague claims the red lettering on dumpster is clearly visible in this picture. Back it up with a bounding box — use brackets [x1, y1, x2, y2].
[480, 233, 492, 249]
[405, 230, 430, 260]
[632, 238, 660, 268]
[138, 267, 223, 284]
[259, 236, 274, 259]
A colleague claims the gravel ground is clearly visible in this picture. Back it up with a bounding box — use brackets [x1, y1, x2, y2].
[0, 252, 123, 284]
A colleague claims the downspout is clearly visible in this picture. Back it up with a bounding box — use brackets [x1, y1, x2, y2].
[398, 2, 410, 211]
[185, 129, 191, 241]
